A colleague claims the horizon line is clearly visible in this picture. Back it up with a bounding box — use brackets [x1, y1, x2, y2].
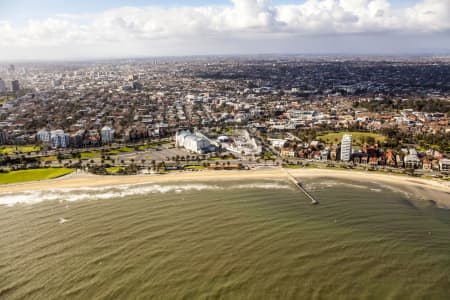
[1, 51, 450, 64]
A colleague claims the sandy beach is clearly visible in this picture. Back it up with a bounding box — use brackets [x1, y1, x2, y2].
[1, 168, 449, 208]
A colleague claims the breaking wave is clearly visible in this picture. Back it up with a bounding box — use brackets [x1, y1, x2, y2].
[306, 181, 384, 192]
[0, 181, 291, 206]
[0, 184, 221, 206]
[233, 183, 292, 190]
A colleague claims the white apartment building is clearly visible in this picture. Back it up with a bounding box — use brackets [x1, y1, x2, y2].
[36, 129, 51, 143]
[439, 159, 450, 172]
[340, 134, 353, 161]
[176, 130, 214, 154]
[404, 149, 421, 168]
[101, 126, 114, 144]
[50, 130, 69, 148]
[286, 110, 317, 121]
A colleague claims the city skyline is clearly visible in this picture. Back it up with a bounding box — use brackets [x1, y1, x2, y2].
[0, 0, 449, 61]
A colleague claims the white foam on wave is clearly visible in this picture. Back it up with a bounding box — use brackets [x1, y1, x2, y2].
[306, 181, 386, 193]
[0, 183, 222, 207]
[375, 183, 412, 199]
[305, 181, 338, 190]
[343, 183, 370, 190]
[0, 181, 293, 207]
[233, 183, 291, 190]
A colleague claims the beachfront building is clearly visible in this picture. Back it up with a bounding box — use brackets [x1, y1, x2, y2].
[340, 134, 352, 161]
[404, 154, 420, 169]
[439, 159, 450, 173]
[101, 126, 114, 144]
[321, 149, 329, 161]
[222, 130, 262, 156]
[404, 149, 421, 169]
[176, 130, 215, 154]
[50, 130, 69, 149]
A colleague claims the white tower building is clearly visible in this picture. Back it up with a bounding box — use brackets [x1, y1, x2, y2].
[340, 134, 353, 162]
[101, 126, 113, 144]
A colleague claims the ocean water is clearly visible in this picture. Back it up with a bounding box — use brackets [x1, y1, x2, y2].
[0, 178, 449, 299]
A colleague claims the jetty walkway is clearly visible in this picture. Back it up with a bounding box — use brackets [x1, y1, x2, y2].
[285, 171, 319, 205]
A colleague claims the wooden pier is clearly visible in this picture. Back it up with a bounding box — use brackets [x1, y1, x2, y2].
[285, 171, 319, 205]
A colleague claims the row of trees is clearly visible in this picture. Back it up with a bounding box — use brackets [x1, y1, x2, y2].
[353, 98, 450, 114]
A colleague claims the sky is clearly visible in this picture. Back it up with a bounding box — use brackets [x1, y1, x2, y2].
[0, 0, 449, 61]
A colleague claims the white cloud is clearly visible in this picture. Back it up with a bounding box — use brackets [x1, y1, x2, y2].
[0, 0, 449, 59]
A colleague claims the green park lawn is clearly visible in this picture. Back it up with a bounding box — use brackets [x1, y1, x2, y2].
[0, 168, 74, 184]
[80, 151, 102, 159]
[184, 165, 207, 170]
[0, 145, 41, 155]
[40, 155, 57, 162]
[106, 166, 122, 174]
[208, 155, 235, 161]
[282, 164, 304, 169]
[107, 147, 135, 155]
[316, 131, 386, 146]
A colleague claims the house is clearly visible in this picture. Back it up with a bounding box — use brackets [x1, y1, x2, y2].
[422, 158, 432, 170]
[404, 154, 421, 169]
[439, 159, 450, 173]
[281, 148, 296, 157]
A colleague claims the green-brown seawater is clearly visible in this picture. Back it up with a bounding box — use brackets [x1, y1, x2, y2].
[1, 178, 449, 299]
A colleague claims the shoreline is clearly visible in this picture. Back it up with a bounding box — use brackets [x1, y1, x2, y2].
[1, 168, 449, 208]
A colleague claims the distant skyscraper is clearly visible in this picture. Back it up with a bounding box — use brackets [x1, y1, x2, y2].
[11, 80, 20, 92]
[0, 78, 5, 93]
[8, 64, 15, 73]
[0, 131, 8, 145]
[340, 134, 353, 162]
[101, 126, 113, 144]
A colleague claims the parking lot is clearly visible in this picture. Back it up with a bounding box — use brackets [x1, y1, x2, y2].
[113, 146, 192, 163]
